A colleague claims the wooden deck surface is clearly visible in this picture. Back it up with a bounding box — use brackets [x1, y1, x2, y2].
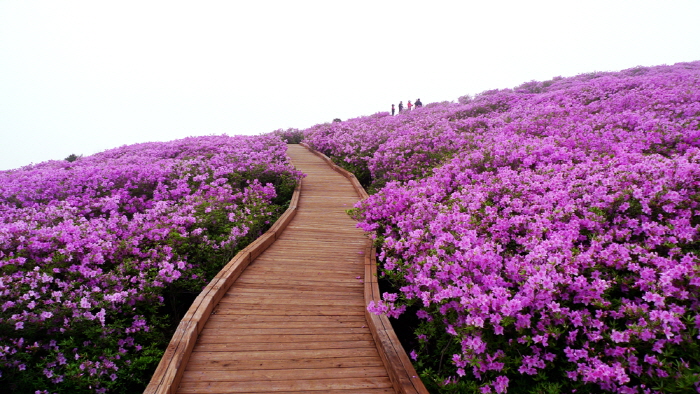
[175, 144, 396, 393]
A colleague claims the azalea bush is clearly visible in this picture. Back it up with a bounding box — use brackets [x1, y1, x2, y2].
[272, 128, 305, 144]
[307, 61, 700, 393]
[0, 135, 302, 393]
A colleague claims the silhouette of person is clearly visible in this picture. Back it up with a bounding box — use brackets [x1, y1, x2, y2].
[398, 101, 403, 113]
[391, 104, 395, 116]
[407, 100, 413, 111]
[415, 98, 423, 108]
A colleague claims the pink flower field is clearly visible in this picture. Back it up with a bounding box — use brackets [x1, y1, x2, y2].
[304, 61, 700, 393]
[2, 61, 698, 394]
[0, 135, 301, 393]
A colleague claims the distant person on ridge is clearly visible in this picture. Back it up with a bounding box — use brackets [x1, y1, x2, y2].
[391, 104, 395, 116]
[398, 101, 403, 113]
[415, 98, 422, 108]
[407, 100, 413, 111]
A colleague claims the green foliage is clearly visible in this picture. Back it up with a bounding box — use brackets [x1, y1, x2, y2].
[64, 153, 82, 162]
[3, 297, 170, 394]
[330, 158, 372, 190]
[272, 128, 305, 144]
[161, 176, 297, 320]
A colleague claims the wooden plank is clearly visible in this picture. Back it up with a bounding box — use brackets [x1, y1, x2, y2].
[262, 242, 366, 251]
[253, 254, 366, 265]
[219, 254, 252, 296]
[186, 348, 382, 361]
[382, 316, 425, 393]
[210, 307, 365, 316]
[359, 231, 429, 394]
[250, 250, 364, 258]
[220, 288, 364, 300]
[209, 304, 366, 314]
[191, 340, 376, 352]
[237, 272, 362, 281]
[195, 333, 374, 344]
[231, 273, 363, 284]
[288, 219, 358, 224]
[226, 285, 363, 296]
[203, 314, 366, 323]
[218, 296, 365, 307]
[228, 283, 364, 295]
[186, 356, 385, 370]
[269, 235, 367, 243]
[179, 366, 389, 382]
[276, 225, 364, 232]
[268, 181, 300, 237]
[178, 390, 395, 394]
[244, 232, 276, 261]
[177, 377, 394, 393]
[158, 320, 196, 394]
[219, 291, 365, 301]
[144, 321, 188, 394]
[229, 280, 362, 292]
[240, 265, 363, 275]
[271, 236, 363, 242]
[190, 285, 220, 335]
[170, 323, 199, 394]
[231, 277, 364, 287]
[249, 259, 362, 268]
[198, 327, 372, 336]
[263, 242, 366, 250]
[216, 299, 364, 315]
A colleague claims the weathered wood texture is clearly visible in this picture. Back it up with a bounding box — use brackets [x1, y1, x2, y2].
[145, 144, 427, 394]
[299, 143, 427, 394]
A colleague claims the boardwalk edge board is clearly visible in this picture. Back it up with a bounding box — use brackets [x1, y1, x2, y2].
[300, 143, 428, 394]
[144, 180, 302, 394]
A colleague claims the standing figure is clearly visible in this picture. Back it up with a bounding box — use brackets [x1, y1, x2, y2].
[398, 101, 404, 113]
[415, 98, 423, 108]
[391, 104, 395, 116]
[407, 100, 413, 111]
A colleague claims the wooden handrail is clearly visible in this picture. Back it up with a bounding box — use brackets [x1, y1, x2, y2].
[300, 143, 428, 394]
[144, 180, 302, 394]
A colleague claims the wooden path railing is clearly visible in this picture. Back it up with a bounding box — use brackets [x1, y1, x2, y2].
[144, 144, 427, 394]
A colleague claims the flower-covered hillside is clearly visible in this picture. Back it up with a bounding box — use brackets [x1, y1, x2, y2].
[305, 61, 700, 393]
[0, 134, 302, 393]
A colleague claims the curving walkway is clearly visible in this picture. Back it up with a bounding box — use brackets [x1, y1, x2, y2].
[146, 144, 426, 393]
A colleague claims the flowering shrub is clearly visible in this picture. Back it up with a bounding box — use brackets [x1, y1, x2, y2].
[307, 61, 700, 393]
[271, 128, 305, 144]
[0, 135, 302, 393]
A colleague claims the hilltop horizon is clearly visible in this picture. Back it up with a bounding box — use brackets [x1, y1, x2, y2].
[3, 59, 698, 172]
[3, 1, 699, 173]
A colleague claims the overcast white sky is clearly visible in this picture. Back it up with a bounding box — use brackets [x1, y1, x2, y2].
[1, 0, 699, 170]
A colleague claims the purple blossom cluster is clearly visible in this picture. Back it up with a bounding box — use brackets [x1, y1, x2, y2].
[0, 134, 302, 392]
[305, 61, 700, 393]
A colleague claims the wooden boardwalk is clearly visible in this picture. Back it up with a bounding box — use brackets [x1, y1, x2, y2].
[146, 144, 426, 394]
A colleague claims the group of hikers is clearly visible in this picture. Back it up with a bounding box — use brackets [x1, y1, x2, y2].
[391, 98, 422, 115]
